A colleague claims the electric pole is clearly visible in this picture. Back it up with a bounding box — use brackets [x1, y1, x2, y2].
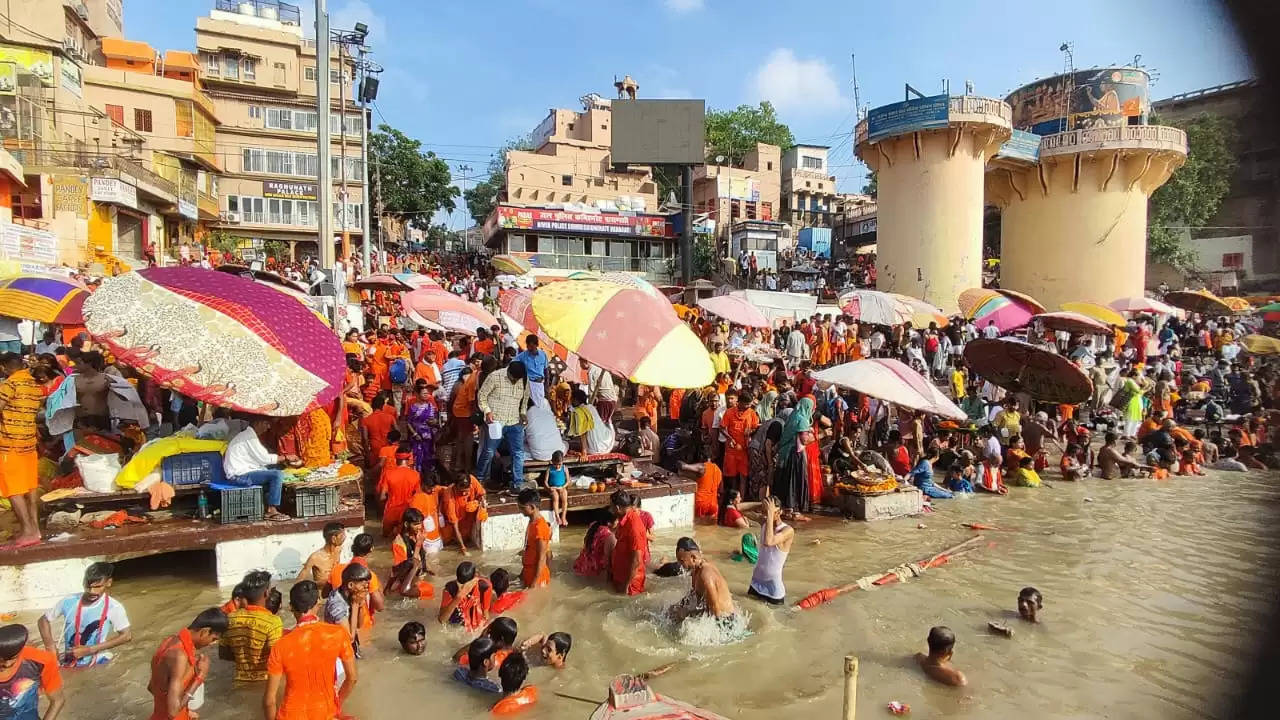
[374, 159, 384, 268]
[458, 163, 472, 252]
[315, 0, 333, 270]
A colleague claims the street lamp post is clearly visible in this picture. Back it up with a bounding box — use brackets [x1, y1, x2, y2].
[328, 22, 371, 272]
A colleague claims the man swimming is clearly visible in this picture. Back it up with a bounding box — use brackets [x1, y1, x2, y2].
[914, 626, 967, 686]
[668, 538, 737, 623]
[1017, 587, 1043, 623]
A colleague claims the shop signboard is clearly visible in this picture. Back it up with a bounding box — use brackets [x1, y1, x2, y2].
[178, 199, 198, 220]
[996, 129, 1042, 163]
[0, 44, 55, 87]
[90, 177, 138, 210]
[866, 94, 949, 142]
[51, 175, 88, 216]
[263, 180, 318, 201]
[0, 222, 57, 265]
[496, 206, 670, 237]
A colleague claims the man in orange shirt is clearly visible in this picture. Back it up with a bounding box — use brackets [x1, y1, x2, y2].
[440, 468, 486, 554]
[326, 533, 384, 632]
[148, 608, 226, 720]
[517, 489, 551, 588]
[609, 491, 648, 596]
[415, 349, 442, 386]
[264, 581, 357, 720]
[473, 328, 496, 358]
[719, 391, 760, 497]
[408, 476, 447, 559]
[378, 445, 421, 537]
[360, 393, 397, 468]
[429, 332, 450, 374]
[368, 331, 391, 391]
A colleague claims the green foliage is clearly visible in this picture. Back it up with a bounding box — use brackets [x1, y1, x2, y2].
[262, 240, 288, 260]
[369, 124, 459, 230]
[464, 134, 535, 225]
[705, 101, 795, 163]
[861, 171, 877, 197]
[204, 229, 242, 256]
[667, 234, 718, 280]
[1148, 114, 1238, 270]
[425, 224, 462, 250]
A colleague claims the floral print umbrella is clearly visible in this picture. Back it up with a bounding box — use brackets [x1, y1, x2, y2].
[82, 267, 345, 416]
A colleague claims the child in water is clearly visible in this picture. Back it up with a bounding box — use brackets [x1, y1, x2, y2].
[1176, 449, 1206, 476]
[452, 636, 502, 693]
[489, 568, 527, 614]
[1017, 587, 1043, 623]
[1060, 443, 1086, 481]
[492, 653, 538, 714]
[399, 621, 426, 655]
[542, 450, 571, 527]
[945, 461, 974, 493]
[517, 632, 572, 669]
[915, 626, 967, 686]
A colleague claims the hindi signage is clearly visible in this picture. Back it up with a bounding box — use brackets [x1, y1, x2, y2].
[866, 94, 950, 142]
[496, 206, 670, 237]
[0, 222, 57, 264]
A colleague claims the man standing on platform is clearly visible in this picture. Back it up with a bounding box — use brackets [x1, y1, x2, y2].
[476, 361, 530, 491]
[515, 336, 549, 410]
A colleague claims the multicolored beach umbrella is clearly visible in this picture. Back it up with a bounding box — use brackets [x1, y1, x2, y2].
[1060, 301, 1127, 328]
[531, 277, 713, 388]
[401, 287, 499, 336]
[0, 275, 88, 324]
[491, 254, 533, 275]
[499, 288, 582, 374]
[82, 267, 345, 416]
[958, 288, 1043, 333]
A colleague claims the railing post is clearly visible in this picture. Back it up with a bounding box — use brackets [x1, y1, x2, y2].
[843, 655, 858, 720]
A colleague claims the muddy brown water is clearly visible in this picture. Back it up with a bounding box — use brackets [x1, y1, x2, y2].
[15, 469, 1279, 719]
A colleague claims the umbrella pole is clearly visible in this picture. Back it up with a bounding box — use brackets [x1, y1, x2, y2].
[843, 655, 858, 720]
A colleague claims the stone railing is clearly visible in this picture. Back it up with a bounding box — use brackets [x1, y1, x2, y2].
[854, 95, 1011, 144]
[1039, 125, 1188, 157]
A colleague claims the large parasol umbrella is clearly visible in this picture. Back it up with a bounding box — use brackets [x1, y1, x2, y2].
[1060, 301, 1126, 328]
[1164, 289, 1233, 315]
[1255, 301, 1280, 323]
[962, 337, 1093, 404]
[354, 273, 414, 292]
[0, 275, 88, 324]
[499, 288, 581, 370]
[888, 292, 949, 328]
[839, 289, 908, 326]
[82, 267, 345, 416]
[1222, 296, 1252, 313]
[1240, 334, 1280, 355]
[401, 287, 499, 336]
[812, 358, 966, 420]
[393, 272, 439, 289]
[531, 278, 713, 388]
[1110, 295, 1177, 315]
[491, 254, 533, 275]
[697, 294, 770, 328]
[958, 288, 1041, 332]
[1032, 311, 1113, 335]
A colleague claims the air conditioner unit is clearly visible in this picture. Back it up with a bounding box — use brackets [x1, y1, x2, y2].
[220, 211, 241, 223]
[75, 3, 89, 21]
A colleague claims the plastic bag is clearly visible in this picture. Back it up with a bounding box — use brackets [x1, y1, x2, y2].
[76, 453, 122, 494]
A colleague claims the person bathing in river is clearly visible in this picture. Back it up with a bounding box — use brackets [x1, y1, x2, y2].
[668, 538, 737, 625]
[517, 489, 552, 589]
[516, 632, 572, 669]
[295, 522, 346, 590]
[915, 626, 967, 687]
[1017, 587, 1043, 623]
[40, 562, 133, 669]
[147, 608, 226, 720]
[747, 497, 794, 605]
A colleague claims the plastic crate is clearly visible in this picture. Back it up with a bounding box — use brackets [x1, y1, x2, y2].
[288, 485, 338, 518]
[218, 486, 264, 524]
[162, 452, 225, 487]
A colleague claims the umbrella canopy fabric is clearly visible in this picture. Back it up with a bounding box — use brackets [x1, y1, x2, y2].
[393, 273, 439, 289]
[492, 254, 533, 275]
[0, 275, 88, 324]
[962, 337, 1093, 404]
[839, 289, 907, 326]
[401, 288, 498, 335]
[1164, 289, 1232, 315]
[1059, 301, 1127, 328]
[590, 692, 730, 720]
[887, 293, 949, 328]
[958, 288, 1037, 332]
[1109, 295, 1177, 315]
[354, 273, 414, 291]
[1222, 296, 1252, 313]
[697, 294, 770, 328]
[82, 267, 345, 416]
[1256, 301, 1280, 314]
[812, 359, 966, 421]
[1032, 311, 1113, 335]
[531, 278, 713, 388]
[1240, 334, 1280, 355]
[499, 288, 581, 370]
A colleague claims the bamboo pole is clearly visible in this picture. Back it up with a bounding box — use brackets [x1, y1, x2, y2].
[843, 655, 858, 720]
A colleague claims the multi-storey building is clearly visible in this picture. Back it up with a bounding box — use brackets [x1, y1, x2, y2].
[196, 0, 365, 262]
[690, 142, 785, 269]
[780, 144, 838, 235]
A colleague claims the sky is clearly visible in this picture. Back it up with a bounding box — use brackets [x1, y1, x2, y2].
[125, 0, 1253, 229]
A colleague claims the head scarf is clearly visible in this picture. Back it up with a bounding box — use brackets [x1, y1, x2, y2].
[756, 390, 778, 421]
[778, 397, 814, 459]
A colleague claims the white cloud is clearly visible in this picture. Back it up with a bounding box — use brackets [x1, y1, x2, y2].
[663, 0, 704, 13]
[751, 49, 850, 114]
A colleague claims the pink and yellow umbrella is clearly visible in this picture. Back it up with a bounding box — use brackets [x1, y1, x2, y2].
[958, 288, 1043, 333]
[531, 278, 713, 388]
[499, 288, 582, 371]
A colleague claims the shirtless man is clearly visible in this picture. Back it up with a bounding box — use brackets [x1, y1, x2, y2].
[669, 538, 735, 622]
[147, 608, 226, 720]
[295, 522, 346, 591]
[914, 626, 967, 686]
[1097, 431, 1149, 479]
[73, 351, 111, 429]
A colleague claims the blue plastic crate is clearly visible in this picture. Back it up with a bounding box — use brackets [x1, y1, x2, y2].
[162, 452, 225, 486]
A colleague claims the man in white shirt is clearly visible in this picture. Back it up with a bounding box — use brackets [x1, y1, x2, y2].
[583, 360, 619, 423]
[38, 561, 132, 668]
[223, 418, 298, 521]
[869, 330, 886, 357]
[982, 321, 1000, 339]
[785, 324, 809, 367]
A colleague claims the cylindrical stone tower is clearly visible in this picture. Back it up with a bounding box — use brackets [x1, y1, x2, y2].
[855, 95, 1011, 313]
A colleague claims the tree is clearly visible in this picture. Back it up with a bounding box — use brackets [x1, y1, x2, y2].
[369, 124, 459, 230]
[262, 239, 288, 260]
[666, 234, 718, 280]
[705, 101, 795, 163]
[1147, 114, 1238, 270]
[204, 229, 243, 256]
[464, 134, 534, 225]
[861, 171, 877, 198]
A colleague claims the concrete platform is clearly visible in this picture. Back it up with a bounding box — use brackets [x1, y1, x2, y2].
[840, 487, 924, 521]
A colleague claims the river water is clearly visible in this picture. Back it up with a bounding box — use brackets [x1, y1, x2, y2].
[23, 470, 1279, 719]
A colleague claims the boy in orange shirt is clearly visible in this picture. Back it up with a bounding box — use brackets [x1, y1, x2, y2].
[718, 392, 760, 497]
[264, 582, 356, 720]
[378, 444, 421, 537]
[517, 489, 551, 589]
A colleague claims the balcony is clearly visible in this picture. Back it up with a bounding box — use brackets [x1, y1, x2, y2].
[14, 148, 178, 202]
[1038, 125, 1188, 159]
[215, 0, 301, 25]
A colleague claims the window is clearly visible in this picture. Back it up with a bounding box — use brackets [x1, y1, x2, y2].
[242, 148, 265, 173]
[746, 202, 757, 220]
[1223, 252, 1245, 269]
[227, 196, 238, 213]
[567, 123, 575, 130]
[266, 107, 293, 130]
[241, 57, 257, 80]
[304, 66, 316, 81]
[273, 62, 286, 86]
[818, 182, 823, 190]
[805, 180, 811, 188]
[561, 174, 572, 186]
[601, 124, 607, 130]
[134, 109, 152, 132]
[329, 69, 340, 84]
[802, 155, 823, 170]
[767, 161, 773, 171]
[203, 52, 219, 74]
[249, 106, 262, 119]
[104, 104, 124, 126]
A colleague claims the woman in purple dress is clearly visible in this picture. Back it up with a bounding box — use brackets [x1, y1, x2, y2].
[405, 379, 438, 472]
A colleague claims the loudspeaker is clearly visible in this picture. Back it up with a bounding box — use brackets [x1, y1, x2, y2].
[360, 77, 379, 102]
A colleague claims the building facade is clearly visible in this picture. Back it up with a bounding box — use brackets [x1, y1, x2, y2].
[780, 144, 837, 235]
[691, 142, 782, 243]
[196, 0, 365, 262]
[485, 92, 677, 280]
